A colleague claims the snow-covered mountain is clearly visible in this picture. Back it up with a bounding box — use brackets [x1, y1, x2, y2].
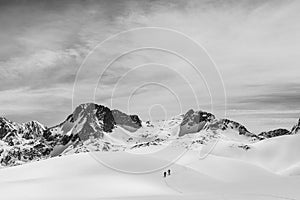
[206, 118, 260, 141]
[0, 117, 46, 141]
[0, 104, 299, 168]
[1, 110, 300, 199]
[179, 109, 215, 137]
[258, 118, 300, 139]
[46, 103, 143, 156]
[178, 109, 259, 142]
[258, 128, 291, 139]
[0, 103, 144, 166]
[0, 117, 51, 167]
[47, 103, 142, 145]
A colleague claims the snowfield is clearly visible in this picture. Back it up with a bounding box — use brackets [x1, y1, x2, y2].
[0, 136, 299, 200]
[1, 105, 300, 199]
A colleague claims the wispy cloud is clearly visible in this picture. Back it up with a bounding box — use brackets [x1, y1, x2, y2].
[0, 0, 299, 131]
[231, 82, 300, 110]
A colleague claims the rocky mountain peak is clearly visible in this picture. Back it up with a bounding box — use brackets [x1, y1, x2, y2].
[112, 109, 142, 131]
[178, 109, 261, 141]
[291, 117, 300, 134]
[207, 118, 256, 136]
[48, 103, 116, 141]
[49, 103, 142, 141]
[179, 109, 215, 136]
[0, 117, 19, 140]
[258, 128, 291, 139]
[20, 121, 46, 140]
[0, 116, 9, 122]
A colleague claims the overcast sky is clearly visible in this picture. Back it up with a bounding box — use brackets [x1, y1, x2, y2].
[0, 0, 299, 132]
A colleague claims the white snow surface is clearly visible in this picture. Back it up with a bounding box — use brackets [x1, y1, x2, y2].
[1, 116, 300, 199]
[0, 135, 300, 199]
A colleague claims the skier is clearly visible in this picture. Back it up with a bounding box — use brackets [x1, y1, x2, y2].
[163, 171, 167, 178]
[167, 169, 171, 176]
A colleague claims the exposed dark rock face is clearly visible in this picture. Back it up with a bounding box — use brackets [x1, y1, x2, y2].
[0, 118, 46, 141]
[70, 103, 115, 139]
[238, 144, 251, 151]
[178, 109, 260, 140]
[258, 128, 291, 139]
[216, 119, 259, 139]
[179, 109, 215, 136]
[258, 118, 300, 140]
[21, 121, 45, 140]
[203, 118, 260, 141]
[112, 109, 142, 130]
[0, 118, 53, 167]
[48, 103, 142, 141]
[47, 103, 116, 142]
[181, 109, 215, 127]
[218, 119, 249, 133]
[0, 117, 18, 139]
[291, 118, 300, 134]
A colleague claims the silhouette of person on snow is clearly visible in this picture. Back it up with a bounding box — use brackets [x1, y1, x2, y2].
[167, 169, 171, 176]
[163, 171, 167, 178]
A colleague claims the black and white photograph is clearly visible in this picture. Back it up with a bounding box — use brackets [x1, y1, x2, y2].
[0, 0, 299, 199]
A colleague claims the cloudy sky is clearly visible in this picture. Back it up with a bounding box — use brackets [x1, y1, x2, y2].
[0, 0, 299, 132]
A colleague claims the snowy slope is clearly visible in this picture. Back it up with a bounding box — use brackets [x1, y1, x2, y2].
[202, 133, 300, 174]
[1, 104, 300, 179]
[1, 106, 300, 199]
[0, 150, 299, 200]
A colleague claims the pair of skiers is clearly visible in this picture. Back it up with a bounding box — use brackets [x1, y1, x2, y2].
[163, 169, 171, 178]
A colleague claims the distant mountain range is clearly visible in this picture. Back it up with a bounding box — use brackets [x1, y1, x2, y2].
[0, 103, 299, 167]
[179, 109, 299, 139]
